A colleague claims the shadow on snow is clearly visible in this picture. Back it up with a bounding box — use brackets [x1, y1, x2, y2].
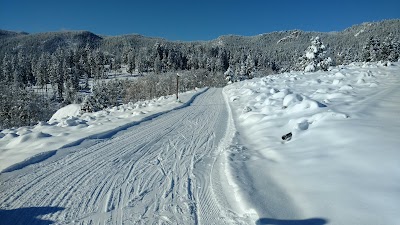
[0, 206, 64, 225]
[256, 217, 328, 225]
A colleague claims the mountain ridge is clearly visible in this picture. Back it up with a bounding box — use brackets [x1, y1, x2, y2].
[1, 19, 399, 43]
[0, 19, 398, 75]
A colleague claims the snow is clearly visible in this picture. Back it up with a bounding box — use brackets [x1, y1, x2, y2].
[355, 29, 365, 37]
[0, 88, 206, 172]
[304, 63, 315, 72]
[223, 62, 400, 224]
[0, 88, 252, 224]
[306, 50, 315, 59]
[49, 104, 82, 122]
[1, 62, 400, 224]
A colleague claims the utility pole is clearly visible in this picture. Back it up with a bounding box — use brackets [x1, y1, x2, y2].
[176, 73, 180, 100]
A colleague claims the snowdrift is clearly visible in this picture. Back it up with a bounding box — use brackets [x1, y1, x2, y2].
[223, 62, 400, 225]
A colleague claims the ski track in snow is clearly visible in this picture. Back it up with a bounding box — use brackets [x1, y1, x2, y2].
[0, 88, 247, 225]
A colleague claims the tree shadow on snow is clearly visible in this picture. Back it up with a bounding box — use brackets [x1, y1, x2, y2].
[256, 217, 328, 225]
[0, 206, 64, 225]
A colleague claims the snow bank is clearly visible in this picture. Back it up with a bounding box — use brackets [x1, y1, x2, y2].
[224, 62, 400, 225]
[0, 88, 206, 172]
[49, 104, 81, 123]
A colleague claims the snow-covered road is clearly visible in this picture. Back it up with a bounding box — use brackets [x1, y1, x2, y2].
[0, 88, 245, 225]
[2, 63, 399, 225]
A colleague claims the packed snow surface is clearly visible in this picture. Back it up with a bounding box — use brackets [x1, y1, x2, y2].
[0, 89, 204, 172]
[0, 62, 399, 225]
[0, 88, 252, 224]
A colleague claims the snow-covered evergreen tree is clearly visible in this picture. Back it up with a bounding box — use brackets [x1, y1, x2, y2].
[297, 37, 332, 72]
[154, 54, 162, 74]
[35, 53, 50, 92]
[238, 63, 247, 81]
[362, 37, 381, 62]
[126, 50, 135, 75]
[2, 54, 13, 83]
[245, 54, 256, 79]
[81, 95, 100, 113]
[0, 84, 55, 129]
[381, 35, 399, 62]
[361, 35, 400, 63]
[224, 66, 235, 83]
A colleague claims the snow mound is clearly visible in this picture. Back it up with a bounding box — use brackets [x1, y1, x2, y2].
[287, 97, 326, 113]
[358, 70, 375, 79]
[339, 85, 353, 90]
[49, 104, 82, 123]
[282, 94, 303, 107]
[56, 117, 88, 127]
[335, 72, 346, 78]
[2, 133, 19, 140]
[332, 79, 342, 85]
[271, 88, 292, 99]
[7, 132, 52, 147]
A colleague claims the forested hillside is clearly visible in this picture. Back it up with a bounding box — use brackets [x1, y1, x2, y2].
[0, 19, 399, 128]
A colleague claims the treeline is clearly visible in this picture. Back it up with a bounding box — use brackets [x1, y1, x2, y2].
[1, 20, 400, 89]
[81, 70, 225, 113]
[0, 19, 399, 128]
[1, 45, 119, 103]
[0, 83, 53, 128]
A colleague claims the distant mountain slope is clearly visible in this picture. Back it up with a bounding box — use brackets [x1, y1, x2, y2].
[0, 29, 28, 39]
[0, 19, 399, 72]
[0, 30, 102, 54]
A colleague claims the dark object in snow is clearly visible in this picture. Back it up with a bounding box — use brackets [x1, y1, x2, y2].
[282, 132, 292, 141]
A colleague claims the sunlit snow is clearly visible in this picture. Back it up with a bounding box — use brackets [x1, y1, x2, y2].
[1, 62, 399, 225]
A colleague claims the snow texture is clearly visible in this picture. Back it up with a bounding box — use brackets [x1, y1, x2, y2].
[0, 88, 253, 224]
[0, 89, 205, 172]
[223, 62, 400, 225]
[1, 62, 400, 224]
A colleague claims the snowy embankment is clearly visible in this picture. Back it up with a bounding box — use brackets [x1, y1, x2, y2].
[223, 62, 400, 224]
[0, 88, 206, 173]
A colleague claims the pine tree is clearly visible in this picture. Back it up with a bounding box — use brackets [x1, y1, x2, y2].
[382, 34, 400, 62]
[16, 52, 29, 87]
[81, 95, 99, 113]
[362, 37, 381, 62]
[154, 54, 162, 74]
[224, 66, 235, 83]
[35, 53, 50, 92]
[2, 54, 13, 83]
[297, 37, 332, 72]
[127, 51, 135, 75]
[245, 54, 256, 79]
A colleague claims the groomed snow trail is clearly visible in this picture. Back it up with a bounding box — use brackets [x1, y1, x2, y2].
[0, 88, 243, 225]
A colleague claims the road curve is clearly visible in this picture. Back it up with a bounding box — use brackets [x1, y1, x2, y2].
[0, 88, 242, 225]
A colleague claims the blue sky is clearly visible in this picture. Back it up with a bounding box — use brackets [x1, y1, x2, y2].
[1, 0, 399, 41]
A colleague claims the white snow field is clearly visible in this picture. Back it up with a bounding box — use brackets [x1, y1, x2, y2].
[0, 62, 399, 225]
[223, 62, 400, 225]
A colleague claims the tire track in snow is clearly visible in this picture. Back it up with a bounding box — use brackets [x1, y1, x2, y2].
[0, 88, 242, 225]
